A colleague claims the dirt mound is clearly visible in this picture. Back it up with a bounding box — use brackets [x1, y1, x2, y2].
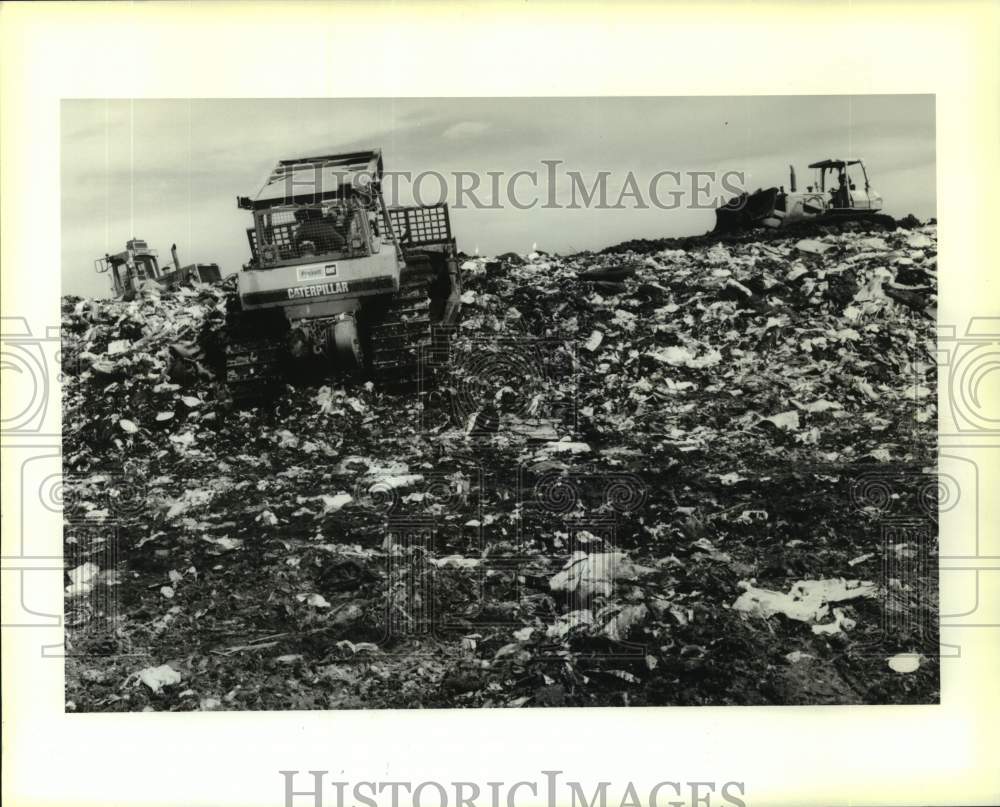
[599, 213, 924, 256]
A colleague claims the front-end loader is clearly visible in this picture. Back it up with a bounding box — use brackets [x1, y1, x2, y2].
[95, 240, 221, 300]
[225, 149, 462, 407]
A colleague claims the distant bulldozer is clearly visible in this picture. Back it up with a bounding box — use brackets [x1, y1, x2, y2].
[95, 239, 221, 300]
[714, 158, 892, 233]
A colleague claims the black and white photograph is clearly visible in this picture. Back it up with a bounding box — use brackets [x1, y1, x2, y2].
[5, 4, 1000, 807]
[59, 95, 940, 710]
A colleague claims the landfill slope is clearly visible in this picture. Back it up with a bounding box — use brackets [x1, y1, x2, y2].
[62, 221, 938, 710]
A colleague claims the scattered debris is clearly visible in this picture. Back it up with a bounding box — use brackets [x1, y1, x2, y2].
[550, 552, 654, 598]
[136, 664, 182, 694]
[888, 653, 921, 674]
[62, 218, 937, 710]
[732, 578, 878, 633]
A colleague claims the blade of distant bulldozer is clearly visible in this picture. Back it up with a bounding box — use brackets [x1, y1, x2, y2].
[713, 187, 780, 233]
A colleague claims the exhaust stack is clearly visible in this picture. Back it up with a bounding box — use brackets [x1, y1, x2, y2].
[789, 165, 797, 193]
[171, 243, 181, 271]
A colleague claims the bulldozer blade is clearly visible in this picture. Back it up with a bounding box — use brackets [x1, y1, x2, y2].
[713, 187, 780, 233]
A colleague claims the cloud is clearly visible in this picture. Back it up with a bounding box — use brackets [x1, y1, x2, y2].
[441, 120, 490, 139]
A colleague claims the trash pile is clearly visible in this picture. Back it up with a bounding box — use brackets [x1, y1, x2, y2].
[452, 225, 936, 467]
[62, 220, 938, 711]
[61, 281, 230, 463]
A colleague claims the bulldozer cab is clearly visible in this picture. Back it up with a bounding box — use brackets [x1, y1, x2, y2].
[245, 199, 377, 268]
[94, 239, 162, 298]
[239, 150, 389, 270]
[807, 159, 872, 210]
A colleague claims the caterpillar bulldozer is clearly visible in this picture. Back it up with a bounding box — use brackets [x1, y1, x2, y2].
[225, 149, 462, 407]
[714, 158, 888, 233]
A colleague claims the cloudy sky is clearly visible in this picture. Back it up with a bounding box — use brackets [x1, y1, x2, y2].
[62, 95, 935, 297]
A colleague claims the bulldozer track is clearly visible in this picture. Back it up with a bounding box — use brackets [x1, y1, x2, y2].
[225, 310, 287, 409]
[370, 263, 437, 388]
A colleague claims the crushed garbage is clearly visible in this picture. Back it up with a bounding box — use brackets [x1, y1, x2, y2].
[135, 664, 182, 694]
[731, 577, 877, 634]
[549, 551, 655, 599]
[62, 218, 938, 709]
[887, 653, 922, 674]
